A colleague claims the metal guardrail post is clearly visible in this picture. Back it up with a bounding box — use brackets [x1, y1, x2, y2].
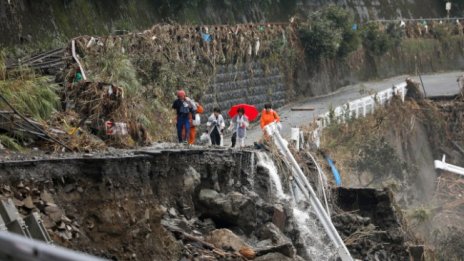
[265, 123, 353, 261]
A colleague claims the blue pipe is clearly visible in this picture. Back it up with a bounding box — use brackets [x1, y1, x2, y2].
[326, 156, 342, 186]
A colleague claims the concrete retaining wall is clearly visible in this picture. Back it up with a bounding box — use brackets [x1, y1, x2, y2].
[202, 63, 286, 115]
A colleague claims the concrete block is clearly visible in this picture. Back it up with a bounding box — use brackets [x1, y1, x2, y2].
[7, 218, 32, 239]
[0, 199, 19, 224]
[24, 212, 53, 244]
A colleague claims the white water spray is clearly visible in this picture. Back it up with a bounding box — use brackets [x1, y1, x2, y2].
[256, 151, 339, 260]
[256, 151, 286, 200]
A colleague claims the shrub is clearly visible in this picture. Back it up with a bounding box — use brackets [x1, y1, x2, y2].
[362, 23, 394, 56]
[0, 75, 60, 121]
[298, 5, 360, 60]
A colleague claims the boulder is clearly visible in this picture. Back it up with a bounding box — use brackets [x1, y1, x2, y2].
[183, 166, 201, 192]
[40, 190, 54, 204]
[44, 205, 63, 222]
[256, 223, 295, 258]
[257, 223, 292, 245]
[255, 243, 295, 258]
[254, 253, 293, 261]
[205, 228, 251, 252]
[198, 189, 256, 232]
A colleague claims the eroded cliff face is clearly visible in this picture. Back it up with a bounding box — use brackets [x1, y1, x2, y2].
[0, 0, 451, 47]
[319, 95, 464, 259]
[0, 147, 413, 260]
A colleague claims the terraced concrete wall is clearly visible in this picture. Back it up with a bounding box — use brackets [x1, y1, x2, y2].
[202, 63, 286, 115]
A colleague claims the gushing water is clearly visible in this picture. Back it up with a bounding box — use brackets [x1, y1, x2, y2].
[256, 152, 286, 200]
[256, 151, 338, 260]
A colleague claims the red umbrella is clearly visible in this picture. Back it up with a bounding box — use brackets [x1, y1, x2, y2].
[228, 104, 259, 121]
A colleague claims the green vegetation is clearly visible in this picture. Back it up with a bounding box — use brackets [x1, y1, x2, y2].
[408, 207, 431, 223]
[361, 23, 402, 56]
[0, 72, 60, 122]
[0, 135, 22, 151]
[356, 137, 409, 179]
[298, 5, 360, 60]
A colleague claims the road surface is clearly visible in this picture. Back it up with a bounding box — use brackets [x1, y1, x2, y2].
[232, 71, 462, 146]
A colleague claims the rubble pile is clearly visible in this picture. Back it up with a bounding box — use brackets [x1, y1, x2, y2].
[0, 182, 81, 243]
[333, 188, 411, 260]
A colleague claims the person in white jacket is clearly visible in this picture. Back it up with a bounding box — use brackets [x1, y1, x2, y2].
[229, 107, 249, 148]
[207, 107, 225, 146]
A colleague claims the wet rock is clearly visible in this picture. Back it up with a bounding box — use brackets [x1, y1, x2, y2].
[198, 189, 256, 232]
[168, 207, 178, 217]
[254, 252, 293, 261]
[205, 229, 251, 252]
[256, 239, 272, 248]
[258, 223, 291, 244]
[255, 243, 295, 258]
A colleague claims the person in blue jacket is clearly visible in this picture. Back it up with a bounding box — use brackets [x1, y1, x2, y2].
[172, 90, 196, 143]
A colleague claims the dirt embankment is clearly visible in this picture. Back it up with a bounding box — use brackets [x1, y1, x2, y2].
[0, 147, 415, 260]
[319, 93, 464, 259]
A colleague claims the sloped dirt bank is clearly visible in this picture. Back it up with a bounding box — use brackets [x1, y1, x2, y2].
[319, 95, 464, 259]
[0, 147, 416, 260]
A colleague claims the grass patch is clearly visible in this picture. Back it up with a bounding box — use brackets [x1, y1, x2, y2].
[0, 134, 22, 151]
[0, 74, 60, 121]
[408, 207, 431, 224]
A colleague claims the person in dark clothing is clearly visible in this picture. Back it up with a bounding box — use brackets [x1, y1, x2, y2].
[172, 90, 196, 143]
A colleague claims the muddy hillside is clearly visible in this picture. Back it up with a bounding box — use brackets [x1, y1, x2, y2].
[318, 87, 464, 260]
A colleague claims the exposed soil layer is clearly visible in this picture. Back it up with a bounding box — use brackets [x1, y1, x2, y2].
[0, 148, 415, 260]
[334, 188, 411, 260]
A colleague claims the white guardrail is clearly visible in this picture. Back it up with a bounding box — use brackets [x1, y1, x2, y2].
[317, 82, 407, 128]
[265, 123, 353, 260]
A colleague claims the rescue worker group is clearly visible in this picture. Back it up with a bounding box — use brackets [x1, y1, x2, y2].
[172, 90, 280, 147]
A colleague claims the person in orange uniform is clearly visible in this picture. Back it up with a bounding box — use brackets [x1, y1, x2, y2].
[260, 103, 280, 136]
